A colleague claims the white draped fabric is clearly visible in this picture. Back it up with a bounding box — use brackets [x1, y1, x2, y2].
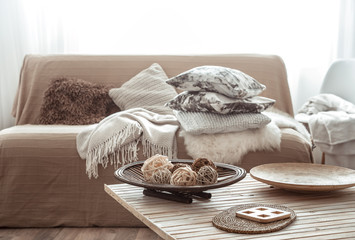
[0, 0, 353, 129]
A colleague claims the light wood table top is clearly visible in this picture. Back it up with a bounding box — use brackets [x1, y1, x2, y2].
[105, 174, 355, 240]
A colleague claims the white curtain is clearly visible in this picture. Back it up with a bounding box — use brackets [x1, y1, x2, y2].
[337, 0, 355, 58]
[0, 0, 352, 130]
[0, 0, 24, 130]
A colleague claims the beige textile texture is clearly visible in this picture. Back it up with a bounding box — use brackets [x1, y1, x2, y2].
[109, 63, 177, 110]
[0, 125, 145, 227]
[0, 125, 312, 227]
[0, 54, 311, 228]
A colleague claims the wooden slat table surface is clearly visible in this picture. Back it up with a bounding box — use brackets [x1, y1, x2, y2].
[105, 174, 355, 240]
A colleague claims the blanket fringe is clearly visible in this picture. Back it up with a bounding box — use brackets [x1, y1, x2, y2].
[142, 137, 177, 160]
[86, 123, 141, 179]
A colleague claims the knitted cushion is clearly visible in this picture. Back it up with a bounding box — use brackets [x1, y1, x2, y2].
[166, 91, 275, 114]
[174, 111, 271, 135]
[109, 63, 177, 111]
[166, 65, 265, 98]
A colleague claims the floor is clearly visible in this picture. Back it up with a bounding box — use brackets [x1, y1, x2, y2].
[0, 227, 163, 240]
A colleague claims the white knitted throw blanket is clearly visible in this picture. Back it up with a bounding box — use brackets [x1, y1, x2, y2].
[76, 108, 179, 178]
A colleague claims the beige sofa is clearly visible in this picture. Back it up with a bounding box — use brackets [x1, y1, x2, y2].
[0, 54, 313, 227]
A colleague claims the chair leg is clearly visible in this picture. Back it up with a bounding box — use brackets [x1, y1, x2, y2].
[321, 152, 325, 164]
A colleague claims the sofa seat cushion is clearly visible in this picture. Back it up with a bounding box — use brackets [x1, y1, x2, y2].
[0, 125, 145, 227]
[0, 125, 312, 227]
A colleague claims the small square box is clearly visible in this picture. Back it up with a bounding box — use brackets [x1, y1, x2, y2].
[236, 206, 291, 223]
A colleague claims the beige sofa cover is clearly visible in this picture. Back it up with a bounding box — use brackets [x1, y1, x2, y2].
[0, 54, 313, 227]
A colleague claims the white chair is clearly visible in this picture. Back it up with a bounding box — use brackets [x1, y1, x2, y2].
[320, 59, 355, 104]
[317, 59, 355, 169]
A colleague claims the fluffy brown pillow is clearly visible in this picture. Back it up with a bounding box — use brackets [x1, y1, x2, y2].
[38, 77, 120, 125]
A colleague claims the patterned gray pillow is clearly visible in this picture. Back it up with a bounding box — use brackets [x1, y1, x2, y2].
[166, 65, 266, 98]
[166, 91, 275, 114]
[174, 111, 271, 135]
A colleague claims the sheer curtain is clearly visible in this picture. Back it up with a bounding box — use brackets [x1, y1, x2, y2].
[0, 0, 350, 130]
[337, 0, 355, 58]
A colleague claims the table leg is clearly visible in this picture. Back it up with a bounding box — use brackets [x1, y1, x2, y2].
[143, 189, 193, 203]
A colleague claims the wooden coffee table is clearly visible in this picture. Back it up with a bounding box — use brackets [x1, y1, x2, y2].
[105, 174, 355, 240]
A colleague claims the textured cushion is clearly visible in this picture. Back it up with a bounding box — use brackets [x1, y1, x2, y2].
[166, 91, 275, 114]
[166, 65, 266, 98]
[38, 77, 119, 125]
[109, 63, 177, 110]
[174, 111, 271, 135]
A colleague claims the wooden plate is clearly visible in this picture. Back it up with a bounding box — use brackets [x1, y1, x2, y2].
[114, 159, 246, 193]
[250, 163, 355, 192]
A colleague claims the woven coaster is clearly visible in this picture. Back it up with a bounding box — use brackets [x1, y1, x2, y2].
[212, 203, 296, 234]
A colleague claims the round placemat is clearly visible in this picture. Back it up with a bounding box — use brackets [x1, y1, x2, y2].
[212, 203, 296, 234]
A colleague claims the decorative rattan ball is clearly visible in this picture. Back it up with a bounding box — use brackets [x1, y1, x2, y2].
[170, 166, 198, 186]
[191, 158, 216, 172]
[170, 163, 190, 173]
[141, 154, 173, 182]
[151, 168, 172, 184]
[197, 165, 218, 185]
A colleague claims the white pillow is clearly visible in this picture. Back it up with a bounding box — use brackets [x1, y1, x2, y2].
[166, 65, 265, 98]
[109, 63, 177, 110]
[174, 110, 271, 135]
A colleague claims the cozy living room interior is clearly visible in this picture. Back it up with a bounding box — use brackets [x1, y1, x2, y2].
[1, 1, 355, 240]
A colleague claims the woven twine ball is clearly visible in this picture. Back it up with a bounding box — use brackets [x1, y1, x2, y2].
[141, 154, 173, 182]
[170, 166, 198, 186]
[191, 158, 216, 172]
[196, 165, 218, 185]
[170, 163, 190, 173]
[151, 168, 172, 184]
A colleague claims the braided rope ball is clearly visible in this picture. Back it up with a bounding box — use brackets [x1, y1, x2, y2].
[151, 168, 172, 184]
[170, 163, 190, 173]
[141, 154, 173, 182]
[191, 158, 217, 172]
[196, 165, 218, 185]
[170, 166, 198, 186]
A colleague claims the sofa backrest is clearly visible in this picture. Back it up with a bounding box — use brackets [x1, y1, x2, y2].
[12, 54, 293, 125]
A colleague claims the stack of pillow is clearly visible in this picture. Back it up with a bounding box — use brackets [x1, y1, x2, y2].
[165, 65, 275, 135]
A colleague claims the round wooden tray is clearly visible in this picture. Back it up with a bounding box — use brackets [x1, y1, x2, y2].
[114, 159, 246, 193]
[250, 163, 355, 192]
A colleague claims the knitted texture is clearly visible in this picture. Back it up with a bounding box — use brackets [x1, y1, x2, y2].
[175, 111, 271, 135]
[109, 63, 177, 110]
[76, 108, 179, 179]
